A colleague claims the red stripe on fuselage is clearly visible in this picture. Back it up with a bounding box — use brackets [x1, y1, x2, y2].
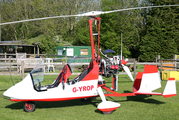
[11, 95, 98, 102]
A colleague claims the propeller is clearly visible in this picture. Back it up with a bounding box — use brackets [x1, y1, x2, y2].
[122, 64, 134, 82]
[1, 5, 179, 26]
[120, 33, 134, 82]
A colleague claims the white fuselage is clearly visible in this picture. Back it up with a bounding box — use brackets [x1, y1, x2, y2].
[3, 74, 99, 101]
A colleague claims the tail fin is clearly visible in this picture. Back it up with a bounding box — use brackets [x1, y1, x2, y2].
[133, 72, 143, 92]
[163, 78, 177, 98]
[133, 65, 177, 97]
[133, 65, 161, 94]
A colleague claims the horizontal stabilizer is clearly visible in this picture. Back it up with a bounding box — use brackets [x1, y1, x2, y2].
[163, 78, 177, 98]
[134, 91, 162, 96]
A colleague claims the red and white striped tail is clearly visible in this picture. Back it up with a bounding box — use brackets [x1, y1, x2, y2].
[133, 65, 161, 95]
[133, 65, 177, 97]
[163, 78, 177, 98]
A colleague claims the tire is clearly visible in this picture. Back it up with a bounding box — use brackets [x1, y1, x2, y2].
[102, 110, 114, 114]
[81, 98, 91, 102]
[24, 101, 36, 112]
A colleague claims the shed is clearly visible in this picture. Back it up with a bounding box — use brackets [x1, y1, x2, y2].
[56, 46, 91, 63]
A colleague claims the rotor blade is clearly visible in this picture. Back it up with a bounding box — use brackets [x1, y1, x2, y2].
[99, 4, 179, 14]
[122, 64, 134, 82]
[0, 14, 80, 26]
[1, 4, 179, 26]
[0, 11, 102, 26]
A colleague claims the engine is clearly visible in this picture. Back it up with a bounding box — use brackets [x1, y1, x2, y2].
[99, 55, 121, 78]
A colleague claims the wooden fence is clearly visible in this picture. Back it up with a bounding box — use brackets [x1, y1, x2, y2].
[0, 56, 91, 79]
[128, 61, 179, 79]
[0, 54, 179, 81]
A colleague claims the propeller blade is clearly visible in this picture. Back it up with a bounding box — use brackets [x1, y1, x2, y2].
[1, 5, 179, 26]
[122, 64, 134, 82]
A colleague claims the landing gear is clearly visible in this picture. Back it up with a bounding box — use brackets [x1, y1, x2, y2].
[102, 110, 114, 114]
[81, 98, 91, 102]
[24, 101, 36, 112]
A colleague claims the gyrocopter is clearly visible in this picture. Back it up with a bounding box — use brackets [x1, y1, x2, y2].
[3, 5, 178, 114]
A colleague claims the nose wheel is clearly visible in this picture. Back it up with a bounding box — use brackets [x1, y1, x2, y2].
[102, 110, 114, 114]
[24, 101, 36, 112]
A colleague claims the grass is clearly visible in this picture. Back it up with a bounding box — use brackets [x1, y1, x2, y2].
[0, 74, 179, 120]
[136, 64, 145, 72]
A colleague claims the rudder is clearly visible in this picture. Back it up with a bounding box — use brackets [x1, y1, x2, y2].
[163, 78, 177, 98]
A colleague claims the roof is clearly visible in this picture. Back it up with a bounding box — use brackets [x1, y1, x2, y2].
[0, 41, 35, 47]
[0, 44, 35, 47]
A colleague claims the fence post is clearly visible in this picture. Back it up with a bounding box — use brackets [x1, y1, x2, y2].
[173, 54, 177, 71]
[65, 55, 67, 64]
[21, 61, 24, 80]
[156, 55, 160, 63]
[9, 57, 11, 73]
[16, 53, 18, 59]
[134, 60, 136, 79]
[160, 61, 163, 74]
[5, 52, 6, 63]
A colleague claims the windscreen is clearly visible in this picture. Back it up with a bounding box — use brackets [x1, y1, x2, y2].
[30, 60, 45, 85]
[67, 55, 76, 71]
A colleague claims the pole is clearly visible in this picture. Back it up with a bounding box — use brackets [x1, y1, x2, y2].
[0, 14, 1, 42]
[134, 60, 136, 79]
[121, 33, 122, 60]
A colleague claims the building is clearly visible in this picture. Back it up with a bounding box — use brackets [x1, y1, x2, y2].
[0, 41, 40, 58]
[56, 46, 92, 63]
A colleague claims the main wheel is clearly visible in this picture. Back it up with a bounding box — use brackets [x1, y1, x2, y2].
[81, 98, 91, 102]
[24, 101, 36, 112]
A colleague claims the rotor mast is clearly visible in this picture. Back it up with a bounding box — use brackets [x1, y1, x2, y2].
[89, 16, 101, 63]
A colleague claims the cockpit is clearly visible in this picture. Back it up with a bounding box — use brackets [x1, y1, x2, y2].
[30, 59, 72, 91]
[30, 56, 98, 92]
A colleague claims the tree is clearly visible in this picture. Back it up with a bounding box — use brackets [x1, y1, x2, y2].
[99, 0, 141, 58]
[72, 18, 91, 46]
[39, 35, 57, 54]
[140, 0, 179, 61]
[0, 0, 100, 54]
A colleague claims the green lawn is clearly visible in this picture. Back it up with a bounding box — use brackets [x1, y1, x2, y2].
[0, 74, 179, 120]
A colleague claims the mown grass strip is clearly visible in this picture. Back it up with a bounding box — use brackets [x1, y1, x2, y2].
[0, 74, 179, 120]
